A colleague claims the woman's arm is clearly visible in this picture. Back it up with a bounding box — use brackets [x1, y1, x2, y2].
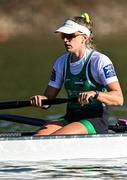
[44, 85, 61, 98]
[79, 81, 124, 106]
[95, 81, 124, 106]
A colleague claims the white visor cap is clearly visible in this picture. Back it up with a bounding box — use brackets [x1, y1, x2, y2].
[55, 20, 90, 37]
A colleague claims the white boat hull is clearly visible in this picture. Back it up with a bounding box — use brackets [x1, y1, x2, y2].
[0, 133, 127, 161]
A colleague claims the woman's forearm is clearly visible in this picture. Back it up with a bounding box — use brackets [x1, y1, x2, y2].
[96, 91, 124, 106]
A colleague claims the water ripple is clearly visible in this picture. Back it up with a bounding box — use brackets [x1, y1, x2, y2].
[0, 159, 127, 179]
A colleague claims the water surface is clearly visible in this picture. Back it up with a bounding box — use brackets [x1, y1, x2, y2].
[0, 159, 127, 179]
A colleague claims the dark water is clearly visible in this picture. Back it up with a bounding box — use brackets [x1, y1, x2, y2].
[0, 159, 127, 179]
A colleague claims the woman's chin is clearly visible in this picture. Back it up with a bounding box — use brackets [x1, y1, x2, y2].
[66, 48, 72, 52]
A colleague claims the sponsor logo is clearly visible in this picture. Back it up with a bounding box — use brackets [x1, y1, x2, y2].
[103, 64, 116, 78]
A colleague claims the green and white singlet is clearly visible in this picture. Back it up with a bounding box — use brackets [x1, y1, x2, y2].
[48, 49, 118, 134]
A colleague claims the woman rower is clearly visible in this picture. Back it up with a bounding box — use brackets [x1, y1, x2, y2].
[31, 12, 124, 135]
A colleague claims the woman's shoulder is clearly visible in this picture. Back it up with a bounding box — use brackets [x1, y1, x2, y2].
[92, 50, 113, 67]
[55, 53, 69, 63]
[53, 53, 69, 70]
[92, 50, 109, 59]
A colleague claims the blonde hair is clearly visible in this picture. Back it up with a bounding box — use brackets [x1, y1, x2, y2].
[70, 13, 95, 50]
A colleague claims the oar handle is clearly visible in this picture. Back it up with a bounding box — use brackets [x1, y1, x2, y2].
[0, 97, 93, 110]
[42, 97, 78, 105]
[41, 96, 93, 105]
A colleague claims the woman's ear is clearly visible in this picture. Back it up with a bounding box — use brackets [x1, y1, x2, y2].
[83, 34, 89, 41]
[81, 35, 89, 44]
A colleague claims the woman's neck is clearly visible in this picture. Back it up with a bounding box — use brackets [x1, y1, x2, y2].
[71, 49, 86, 62]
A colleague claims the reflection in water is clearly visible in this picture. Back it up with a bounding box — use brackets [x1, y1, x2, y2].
[0, 159, 127, 179]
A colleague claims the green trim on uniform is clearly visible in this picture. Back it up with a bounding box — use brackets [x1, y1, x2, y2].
[58, 117, 97, 134]
[80, 119, 96, 134]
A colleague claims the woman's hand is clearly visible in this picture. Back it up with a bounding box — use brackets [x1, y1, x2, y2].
[79, 91, 96, 106]
[30, 95, 49, 109]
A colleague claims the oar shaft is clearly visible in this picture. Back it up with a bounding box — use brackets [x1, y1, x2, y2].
[0, 100, 31, 109]
[0, 114, 47, 126]
[0, 98, 78, 110]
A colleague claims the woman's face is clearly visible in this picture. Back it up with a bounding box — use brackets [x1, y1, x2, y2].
[61, 32, 88, 54]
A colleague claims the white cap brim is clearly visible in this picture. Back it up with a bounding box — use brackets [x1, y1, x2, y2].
[55, 20, 90, 37]
[56, 26, 78, 34]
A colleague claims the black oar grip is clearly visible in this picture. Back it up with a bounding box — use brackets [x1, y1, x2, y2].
[42, 97, 78, 105]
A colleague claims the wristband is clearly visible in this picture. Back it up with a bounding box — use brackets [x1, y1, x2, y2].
[94, 90, 99, 99]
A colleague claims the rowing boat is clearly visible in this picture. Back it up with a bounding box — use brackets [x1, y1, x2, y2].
[0, 98, 126, 161]
[0, 116, 127, 162]
[0, 132, 127, 161]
